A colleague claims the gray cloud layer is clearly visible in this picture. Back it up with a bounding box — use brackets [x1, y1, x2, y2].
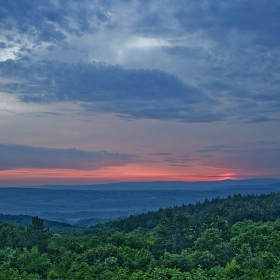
[196, 142, 280, 170]
[0, 0, 110, 46]
[0, 59, 220, 122]
[134, 0, 280, 47]
[0, 144, 134, 170]
[2, 1, 279, 46]
[0, 0, 279, 123]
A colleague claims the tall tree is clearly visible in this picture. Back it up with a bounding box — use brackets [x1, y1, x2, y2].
[26, 217, 50, 252]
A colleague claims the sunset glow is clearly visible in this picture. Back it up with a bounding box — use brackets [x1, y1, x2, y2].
[0, 164, 262, 187]
[0, 1, 279, 187]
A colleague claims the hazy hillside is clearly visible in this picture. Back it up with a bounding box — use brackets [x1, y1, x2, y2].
[0, 213, 72, 228]
[2, 190, 280, 278]
[18, 178, 280, 190]
[0, 179, 280, 223]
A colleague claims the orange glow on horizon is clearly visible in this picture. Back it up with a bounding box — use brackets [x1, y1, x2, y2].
[0, 162, 264, 187]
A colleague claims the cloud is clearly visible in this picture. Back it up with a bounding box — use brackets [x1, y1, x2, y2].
[0, 144, 134, 170]
[3, 0, 279, 47]
[196, 141, 280, 170]
[0, 0, 111, 42]
[163, 46, 280, 124]
[134, 0, 280, 47]
[2, 0, 280, 53]
[164, 153, 191, 167]
[157, 2, 280, 123]
[146, 151, 191, 167]
[0, 42, 7, 49]
[0, 0, 114, 62]
[163, 46, 207, 60]
[0, 59, 221, 122]
[148, 152, 174, 156]
[0, 1, 280, 124]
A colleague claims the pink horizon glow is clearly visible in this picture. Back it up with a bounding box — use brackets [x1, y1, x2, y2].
[0, 163, 272, 187]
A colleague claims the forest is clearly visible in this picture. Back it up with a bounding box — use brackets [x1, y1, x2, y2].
[1, 191, 280, 279]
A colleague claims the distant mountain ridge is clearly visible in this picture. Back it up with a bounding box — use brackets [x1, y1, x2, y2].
[0, 178, 279, 224]
[6, 178, 280, 190]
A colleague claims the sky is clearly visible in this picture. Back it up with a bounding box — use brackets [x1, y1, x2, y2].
[0, 0, 280, 186]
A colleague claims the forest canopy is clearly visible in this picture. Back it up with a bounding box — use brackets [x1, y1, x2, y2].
[1, 191, 280, 279]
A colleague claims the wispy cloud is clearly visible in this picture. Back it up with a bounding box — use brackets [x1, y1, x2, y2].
[196, 141, 280, 170]
[0, 144, 134, 170]
[0, 0, 110, 46]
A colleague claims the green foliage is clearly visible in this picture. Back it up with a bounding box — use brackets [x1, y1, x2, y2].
[26, 216, 50, 252]
[2, 191, 280, 278]
[0, 223, 25, 249]
[224, 258, 241, 279]
[0, 263, 21, 280]
[18, 247, 51, 278]
[194, 228, 223, 251]
[154, 209, 192, 256]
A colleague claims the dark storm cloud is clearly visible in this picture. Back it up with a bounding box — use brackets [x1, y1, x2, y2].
[0, 59, 221, 122]
[0, 144, 134, 170]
